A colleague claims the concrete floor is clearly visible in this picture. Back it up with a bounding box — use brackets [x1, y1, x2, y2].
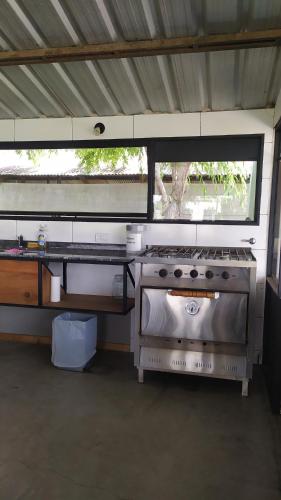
[0, 342, 280, 500]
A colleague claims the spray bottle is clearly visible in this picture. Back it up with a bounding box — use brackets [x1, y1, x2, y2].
[37, 224, 47, 255]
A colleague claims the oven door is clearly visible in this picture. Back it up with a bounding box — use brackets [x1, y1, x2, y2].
[141, 288, 248, 343]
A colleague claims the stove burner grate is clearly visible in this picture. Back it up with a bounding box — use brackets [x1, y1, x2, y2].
[144, 246, 254, 261]
[197, 247, 253, 261]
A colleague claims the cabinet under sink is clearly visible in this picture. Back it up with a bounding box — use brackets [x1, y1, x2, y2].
[0, 260, 44, 305]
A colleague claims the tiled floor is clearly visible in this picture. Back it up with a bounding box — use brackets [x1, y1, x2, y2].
[0, 342, 280, 500]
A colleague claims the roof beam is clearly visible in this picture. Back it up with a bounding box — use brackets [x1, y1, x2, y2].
[0, 29, 280, 66]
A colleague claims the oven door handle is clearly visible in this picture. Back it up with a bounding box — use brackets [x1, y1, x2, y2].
[168, 290, 220, 299]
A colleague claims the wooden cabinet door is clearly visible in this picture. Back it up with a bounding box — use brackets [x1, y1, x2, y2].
[0, 260, 38, 305]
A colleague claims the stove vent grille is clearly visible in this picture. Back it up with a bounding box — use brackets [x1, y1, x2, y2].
[147, 355, 161, 365]
[223, 364, 238, 373]
[140, 347, 246, 379]
[195, 361, 212, 370]
[172, 359, 187, 367]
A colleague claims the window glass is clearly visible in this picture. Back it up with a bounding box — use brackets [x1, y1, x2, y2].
[153, 161, 257, 221]
[0, 147, 147, 215]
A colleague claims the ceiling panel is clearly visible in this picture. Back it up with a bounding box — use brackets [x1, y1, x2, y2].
[0, 0, 279, 118]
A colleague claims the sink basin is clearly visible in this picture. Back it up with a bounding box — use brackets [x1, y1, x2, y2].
[0, 249, 38, 256]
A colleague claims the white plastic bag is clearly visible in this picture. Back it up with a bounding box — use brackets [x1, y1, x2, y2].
[52, 312, 97, 371]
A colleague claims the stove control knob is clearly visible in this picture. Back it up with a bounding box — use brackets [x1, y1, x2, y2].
[174, 269, 183, 278]
[159, 268, 168, 278]
[205, 270, 214, 279]
[222, 271, 230, 280]
[190, 269, 198, 279]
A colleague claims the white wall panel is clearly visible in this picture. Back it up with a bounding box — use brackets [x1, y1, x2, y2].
[262, 141, 274, 179]
[73, 222, 126, 244]
[15, 118, 72, 141]
[0, 120, 14, 141]
[251, 249, 267, 284]
[196, 215, 268, 250]
[201, 109, 274, 142]
[145, 224, 196, 246]
[134, 113, 200, 138]
[66, 263, 134, 298]
[67, 263, 120, 295]
[0, 220, 16, 239]
[260, 179, 271, 215]
[17, 220, 72, 242]
[74, 223, 196, 247]
[73, 116, 133, 140]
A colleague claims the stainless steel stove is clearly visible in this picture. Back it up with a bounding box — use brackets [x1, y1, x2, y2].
[134, 245, 257, 396]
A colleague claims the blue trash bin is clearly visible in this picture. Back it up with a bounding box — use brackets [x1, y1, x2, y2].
[52, 312, 97, 371]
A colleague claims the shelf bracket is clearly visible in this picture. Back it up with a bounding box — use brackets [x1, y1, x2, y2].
[63, 261, 67, 293]
[126, 264, 135, 288]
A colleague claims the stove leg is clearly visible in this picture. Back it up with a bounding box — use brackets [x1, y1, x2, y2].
[138, 368, 144, 384]
[242, 378, 249, 397]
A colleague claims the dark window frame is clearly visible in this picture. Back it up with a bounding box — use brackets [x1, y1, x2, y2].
[0, 134, 264, 225]
[150, 135, 263, 225]
[0, 138, 150, 223]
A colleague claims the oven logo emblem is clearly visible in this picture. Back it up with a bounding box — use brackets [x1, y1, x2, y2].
[185, 300, 200, 315]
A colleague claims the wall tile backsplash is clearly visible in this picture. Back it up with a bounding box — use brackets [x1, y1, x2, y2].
[251, 249, 267, 284]
[260, 179, 271, 215]
[262, 141, 274, 179]
[196, 215, 268, 250]
[201, 109, 274, 142]
[16, 220, 73, 242]
[73, 222, 126, 244]
[144, 224, 197, 246]
[0, 220, 16, 240]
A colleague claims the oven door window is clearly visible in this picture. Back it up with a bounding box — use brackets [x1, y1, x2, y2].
[141, 288, 247, 344]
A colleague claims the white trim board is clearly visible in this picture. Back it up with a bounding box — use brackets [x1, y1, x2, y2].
[0, 108, 274, 142]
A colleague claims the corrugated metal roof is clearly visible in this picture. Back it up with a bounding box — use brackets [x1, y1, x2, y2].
[0, 0, 280, 119]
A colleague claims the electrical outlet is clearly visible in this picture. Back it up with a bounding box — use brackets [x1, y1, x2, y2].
[95, 232, 109, 243]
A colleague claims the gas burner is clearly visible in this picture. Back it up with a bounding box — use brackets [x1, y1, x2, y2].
[147, 246, 198, 259]
[196, 247, 253, 261]
[142, 245, 254, 262]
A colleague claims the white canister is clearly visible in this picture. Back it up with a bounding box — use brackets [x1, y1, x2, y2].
[126, 224, 144, 252]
